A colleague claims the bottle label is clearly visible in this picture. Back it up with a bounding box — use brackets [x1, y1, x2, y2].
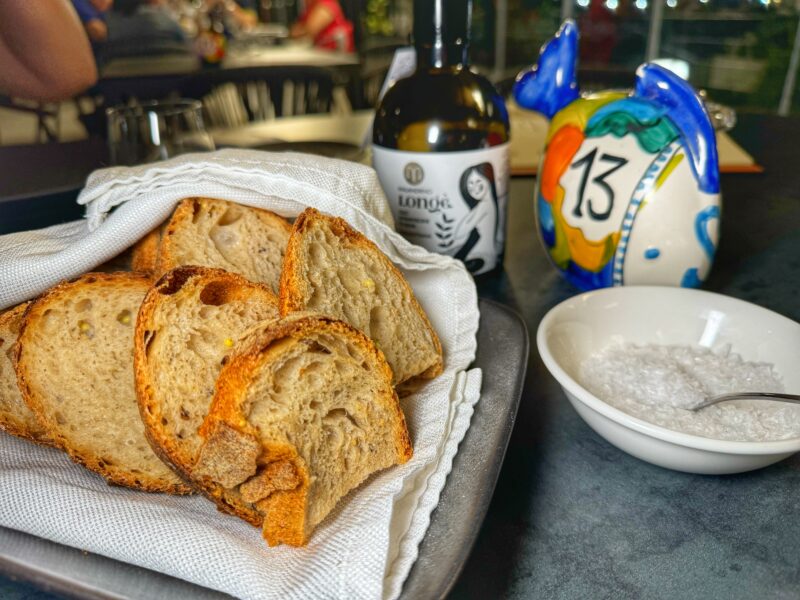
[373, 143, 509, 275]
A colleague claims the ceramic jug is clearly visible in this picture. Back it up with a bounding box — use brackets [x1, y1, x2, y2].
[513, 21, 721, 291]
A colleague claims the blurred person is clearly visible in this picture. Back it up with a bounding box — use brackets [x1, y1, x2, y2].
[579, 0, 618, 65]
[72, 0, 114, 43]
[205, 0, 259, 31]
[98, 0, 189, 62]
[0, 1, 97, 101]
[290, 0, 355, 52]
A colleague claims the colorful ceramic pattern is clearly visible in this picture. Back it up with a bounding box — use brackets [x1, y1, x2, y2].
[513, 21, 721, 291]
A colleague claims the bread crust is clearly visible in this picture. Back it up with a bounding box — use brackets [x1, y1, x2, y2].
[14, 272, 191, 494]
[157, 197, 293, 279]
[199, 313, 413, 546]
[131, 227, 162, 274]
[134, 266, 279, 524]
[279, 208, 444, 388]
[0, 302, 55, 446]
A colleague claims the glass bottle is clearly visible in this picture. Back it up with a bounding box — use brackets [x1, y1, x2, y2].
[372, 0, 510, 275]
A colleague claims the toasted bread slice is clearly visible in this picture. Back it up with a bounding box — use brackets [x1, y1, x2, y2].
[0, 303, 52, 445]
[157, 198, 292, 294]
[134, 267, 280, 523]
[14, 273, 190, 494]
[195, 313, 412, 546]
[280, 208, 443, 390]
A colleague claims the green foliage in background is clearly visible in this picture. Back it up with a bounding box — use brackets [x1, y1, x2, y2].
[471, 0, 495, 65]
[366, 0, 394, 36]
[749, 14, 798, 112]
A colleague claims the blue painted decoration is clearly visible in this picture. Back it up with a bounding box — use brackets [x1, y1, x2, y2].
[512, 20, 579, 120]
[694, 205, 721, 260]
[635, 64, 721, 195]
[513, 20, 722, 291]
[681, 268, 702, 288]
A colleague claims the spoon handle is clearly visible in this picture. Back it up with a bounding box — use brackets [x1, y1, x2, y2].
[691, 392, 800, 412]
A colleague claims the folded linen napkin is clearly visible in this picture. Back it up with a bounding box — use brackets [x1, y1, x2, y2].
[0, 149, 481, 600]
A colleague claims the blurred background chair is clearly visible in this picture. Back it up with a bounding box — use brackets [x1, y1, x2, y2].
[0, 97, 62, 144]
[181, 65, 338, 122]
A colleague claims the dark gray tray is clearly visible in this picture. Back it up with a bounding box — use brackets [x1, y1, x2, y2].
[0, 299, 528, 600]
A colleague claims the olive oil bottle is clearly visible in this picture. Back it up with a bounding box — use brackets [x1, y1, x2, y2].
[372, 0, 510, 275]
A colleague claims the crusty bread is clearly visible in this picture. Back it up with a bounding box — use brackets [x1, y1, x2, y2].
[0, 302, 52, 445]
[91, 227, 160, 274]
[195, 313, 412, 546]
[134, 266, 280, 523]
[280, 208, 443, 391]
[131, 227, 162, 273]
[95, 249, 137, 273]
[157, 198, 292, 294]
[14, 273, 191, 494]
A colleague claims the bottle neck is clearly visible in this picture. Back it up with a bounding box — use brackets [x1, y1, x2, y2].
[415, 41, 469, 70]
[413, 0, 471, 70]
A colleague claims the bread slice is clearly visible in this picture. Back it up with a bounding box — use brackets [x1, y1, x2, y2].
[14, 273, 190, 494]
[91, 227, 160, 274]
[134, 266, 280, 523]
[280, 208, 443, 391]
[157, 198, 292, 294]
[131, 227, 162, 273]
[195, 313, 412, 546]
[0, 302, 52, 445]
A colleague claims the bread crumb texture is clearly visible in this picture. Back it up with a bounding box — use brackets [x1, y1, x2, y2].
[135, 266, 279, 520]
[0, 302, 53, 444]
[281, 208, 443, 388]
[200, 314, 412, 546]
[158, 198, 291, 294]
[15, 273, 190, 493]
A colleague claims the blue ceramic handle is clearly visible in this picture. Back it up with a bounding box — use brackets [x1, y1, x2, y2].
[512, 20, 579, 120]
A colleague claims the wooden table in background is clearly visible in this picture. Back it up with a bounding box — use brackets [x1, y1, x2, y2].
[96, 44, 360, 107]
[210, 108, 761, 175]
[99, 44, 358, 80]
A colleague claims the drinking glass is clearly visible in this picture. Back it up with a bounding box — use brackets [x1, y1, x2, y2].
[106, 99, 215, 166]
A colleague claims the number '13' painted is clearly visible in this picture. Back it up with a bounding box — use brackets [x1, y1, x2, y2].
[569, 149, 628, 221]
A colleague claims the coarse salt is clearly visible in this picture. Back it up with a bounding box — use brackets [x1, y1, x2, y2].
[579, 343, 800, 442]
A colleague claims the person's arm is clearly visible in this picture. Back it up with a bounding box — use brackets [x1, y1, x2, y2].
[0, 1, 97, 101]
[202, 0, 257, 29]
[72, 0, 101, 23]
[84, 18, 109, 42]
[89, 0, 113, 12]
[228, 2, 257, 29]
[72, 0, 110, 43]
[290, 2, 335, 40]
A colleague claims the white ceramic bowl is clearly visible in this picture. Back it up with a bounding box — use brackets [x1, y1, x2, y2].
[537, 286, 800, 474]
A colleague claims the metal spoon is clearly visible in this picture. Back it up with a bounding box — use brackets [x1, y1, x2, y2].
[690, 392, 800, 412]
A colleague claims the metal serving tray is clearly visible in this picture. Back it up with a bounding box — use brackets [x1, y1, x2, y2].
[0, 299, 528, 600]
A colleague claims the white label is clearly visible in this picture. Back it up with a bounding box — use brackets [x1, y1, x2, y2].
[373, 143, 510, 275]
[362, 47, 416, 149]
[377, 47, 416, 102]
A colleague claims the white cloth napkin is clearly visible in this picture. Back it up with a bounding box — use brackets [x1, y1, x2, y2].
[0, 149, 481, 600]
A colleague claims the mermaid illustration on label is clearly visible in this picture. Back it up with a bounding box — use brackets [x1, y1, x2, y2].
[437, 163, 500, 273]
[513, 20, 721, 291]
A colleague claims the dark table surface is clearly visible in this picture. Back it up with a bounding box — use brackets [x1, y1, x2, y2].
[452, 114, 800, 600]
[2, 113, 800, 599]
